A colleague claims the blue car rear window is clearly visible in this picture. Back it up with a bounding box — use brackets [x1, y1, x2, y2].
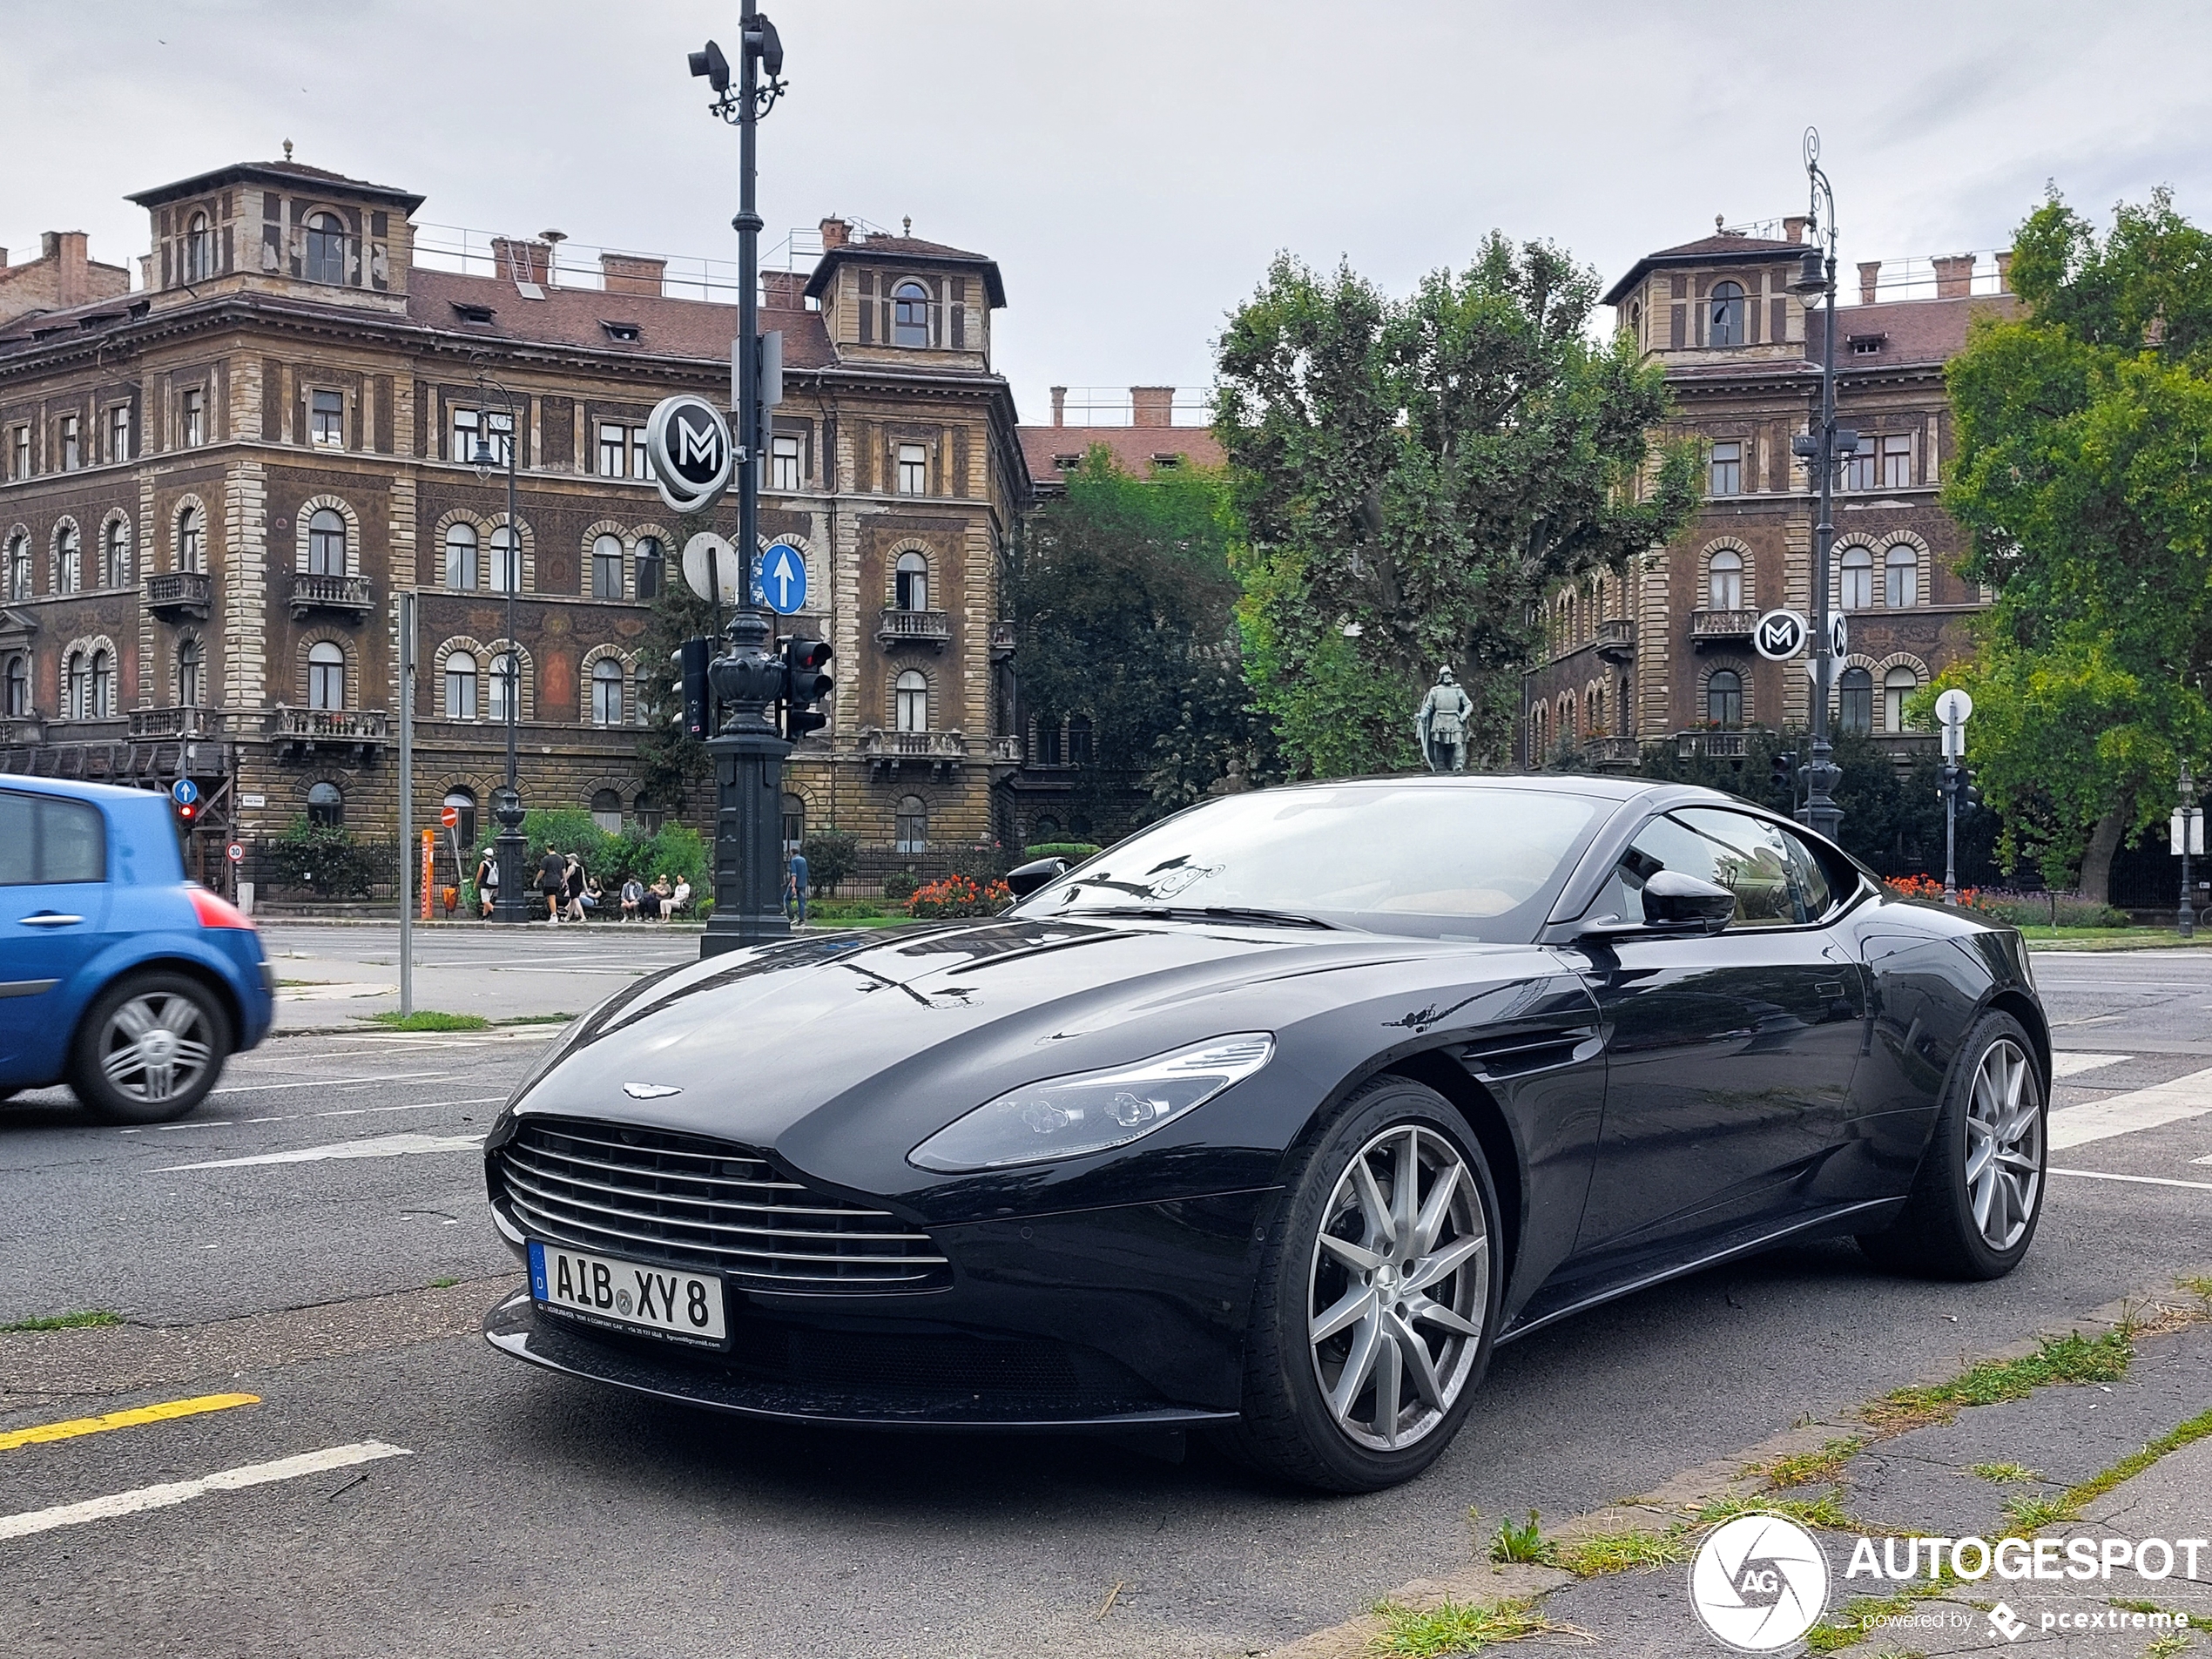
[0, 792, 107, 884]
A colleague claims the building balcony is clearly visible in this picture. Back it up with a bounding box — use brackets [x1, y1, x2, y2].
[265, 705, 390, 762]
[0, 716, 44, 745]
[876, 609, 951, 649]
[990, 620, 1015, 659]
[1595, 617, 1635, 663]
[145, 570, 212, 622]
[1675, 729, 1750, 759]
[1581, 734, 1640, 769]
[131, 705, 230, 740]
[287, 570, 374, 621]
[1689, 608, 1757, 645]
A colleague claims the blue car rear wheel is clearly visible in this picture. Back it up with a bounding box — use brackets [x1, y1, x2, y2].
[70, 972, 232, 1124]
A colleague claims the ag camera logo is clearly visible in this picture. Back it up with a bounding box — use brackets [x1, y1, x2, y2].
[1689, 1512, 1831, 1652]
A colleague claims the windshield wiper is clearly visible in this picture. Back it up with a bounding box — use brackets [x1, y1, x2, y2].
[1083, 905, 1337, 930]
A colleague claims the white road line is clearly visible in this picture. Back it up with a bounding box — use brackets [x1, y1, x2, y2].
[0, 1442, 411, 1541]
[209, 1072, 448, 1097]
[2050, 1052, 2130, 1078]
[156, 1131, 487, 1172]
[2047, 1066, 2212, 1150]
[2049, 1167, 2212, 1192]
[239, 1096, 506, 1125]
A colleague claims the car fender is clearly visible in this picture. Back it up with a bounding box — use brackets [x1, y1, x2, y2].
[23, 931, 260, 1084]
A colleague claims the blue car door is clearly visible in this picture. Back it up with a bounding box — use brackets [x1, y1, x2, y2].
[0, 789, 114, 1072]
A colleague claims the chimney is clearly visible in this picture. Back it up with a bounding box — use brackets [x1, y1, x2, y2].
[1783, 216, 1808, 246]
[1995, 251, 2013, 293]
[761, 270, 805, 309]
[491, 237, 550, 287]
[1858, 261, 1882, 306]
[1932, 254, 1975, 299]
[599, 253, 666, 297]
[819, 217, 850, 251]
[1050, 386, 1067, 428]
[1130, 386, 1174, 428]
[43, 231, 90, 307]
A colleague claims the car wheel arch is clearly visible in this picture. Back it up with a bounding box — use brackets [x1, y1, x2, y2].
[1983, 988, 2051, 1096]
[66, 954, 244, 1064]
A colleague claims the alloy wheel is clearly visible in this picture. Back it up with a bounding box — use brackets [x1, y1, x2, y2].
[98, 991, 216, 1105]
[1306, 1123, 1488, 1453]
[1963, 1035, 2041, 1251]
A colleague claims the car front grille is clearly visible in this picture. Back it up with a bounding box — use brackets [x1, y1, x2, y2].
[494, 1117, 950, 1292]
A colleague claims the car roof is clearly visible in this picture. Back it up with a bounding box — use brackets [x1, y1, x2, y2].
[0, 774, 173, 806]
[1268, 772, 1693, 804]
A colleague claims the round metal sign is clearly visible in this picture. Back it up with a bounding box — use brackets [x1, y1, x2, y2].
[1935, 687, 1974, 727]
[755, 541, 809, 615]
[644, 395, 735, 516]
[441, 806, 460, 828]
[680, 532, 744, 605]
[1827, 612, 1848, 659]
[1753, 609, 1809, 661]
[226, 841, 245, 863]
[171, 779, 199, 806]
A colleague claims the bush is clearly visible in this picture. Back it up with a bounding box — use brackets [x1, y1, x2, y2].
[883, 871, 920, 903]
[801, 826, 860, 894]
[516, 813, 708, 898]
[810, 899, 885, 920]
[948, 840, 1010, 884]
[264, 820, 380, 898]
[1023, 841, 1103, 862]
[907, 875, 1011, 920]
[1967, 888, 2132, 929]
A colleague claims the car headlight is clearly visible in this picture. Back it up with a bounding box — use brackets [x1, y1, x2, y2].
[907, 1034, 1275, 1173]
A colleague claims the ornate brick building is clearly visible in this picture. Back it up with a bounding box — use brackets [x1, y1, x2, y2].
[1522, 223, 2016, 772]
[0, 159, 1029, 891]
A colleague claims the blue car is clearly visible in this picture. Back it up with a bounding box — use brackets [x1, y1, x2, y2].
[0, 777, 274, 1123]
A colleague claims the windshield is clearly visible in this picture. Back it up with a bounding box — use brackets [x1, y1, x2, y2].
[1014, 783, 1612, 942]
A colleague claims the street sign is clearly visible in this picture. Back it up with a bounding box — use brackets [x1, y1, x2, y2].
[1753, 609, 1809, 661]
[1935, 688, 1974, 727]
[680, 532, 744, 605]
[644, 394, 736, 516]
[2172, 809, 2205, 856]
[1827, 612, 1848, 658]
[170, 779, 199, 806]
[441, 806, 460, 828]
[757, 542, 808, 615]
[226, 841, 244, 863]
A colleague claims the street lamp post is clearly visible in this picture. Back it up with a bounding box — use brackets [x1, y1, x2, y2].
[1787, 130, 1857, 845]
[472, 368, 529, 923]
[2180, 759, 2201, 941]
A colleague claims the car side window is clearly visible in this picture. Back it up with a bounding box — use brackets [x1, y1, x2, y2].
[1773, 824, 1836, 921]
[1669, 808, 1808, 927]
[0, 792, 30, 885]
[0, 791, 106, 885]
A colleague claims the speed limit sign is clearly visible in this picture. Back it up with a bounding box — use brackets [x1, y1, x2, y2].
[226, 841, 244, 863]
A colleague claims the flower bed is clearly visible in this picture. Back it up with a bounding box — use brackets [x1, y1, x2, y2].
[907, 876, 1012, 920]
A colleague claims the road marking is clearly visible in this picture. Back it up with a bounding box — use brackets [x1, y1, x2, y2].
[239, 1096, 505, 1125]
[156, 1131, 487, 1172]
[0, 1393, 260, 1453]
[209, 1072, 448, 1097]
[0, 1442, 410, 1541]
[2050, 1052, 2130, 1078]
[2049, 1167, 2212, 1192]
[2054, 1013, 2125, 1027]
[2047, 1066, 2212, 1150]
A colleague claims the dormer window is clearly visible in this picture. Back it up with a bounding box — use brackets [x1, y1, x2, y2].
[451, 301, 496, 325]
[1849, 333, 1887, 356]
[892, 280, 931, 347]
[184, 212, 214, 284]
[1709, 280, 1745, 347]
[601, 320, 641, 343]
[305, 212, 347, 285]
[1053, 454, 1079, 471]
[1150, 454, 1182, 470]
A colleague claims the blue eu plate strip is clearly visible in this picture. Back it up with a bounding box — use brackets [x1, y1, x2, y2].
[527, 1239, 548, 1300]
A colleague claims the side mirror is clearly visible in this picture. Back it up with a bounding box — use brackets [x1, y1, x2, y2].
[1005, 857, 1068, 899]
[1642, 869, 1735, 934]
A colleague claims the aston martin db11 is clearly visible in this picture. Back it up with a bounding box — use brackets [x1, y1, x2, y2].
[482, 775, 2048, 1490]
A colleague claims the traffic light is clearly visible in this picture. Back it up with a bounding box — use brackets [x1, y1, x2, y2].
[1957, 766, 1980, 812]
[674, 637, 711, 739]
[779, 637, 833, 741]
[174, 798, 198, 828]
[1770, 751, 1797, 793]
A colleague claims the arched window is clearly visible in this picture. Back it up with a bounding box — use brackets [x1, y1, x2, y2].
[894, 550, 928, 610]
[1706, 668, 1743, 728]
[590, 788, 623, 834]
[86, 649, 112, 718]
[636, 536, 664, 600]
[307, 641, 345, 710]
[444, 523, 477, 590]
[1884, 665, 1919, 733]
[177, 505, 204, 573]
[489, 652, 517, 722]
[64, 651, 86, 719]
[590, 658, 624, 726]
[892, 280, 931, 348]
[1590, 685, 1605, 734]
[307, 508, 346, 577]
[781, 792, 805, 856]
[1033, 815, 1061, 844]
[102, 519, 129, 588]
[1707, 549, 1743, 610]
[1838, 667, 1873, 735]
[1840, 545, 1873, 610]
[1563, 692, 1579, 740]
[3, 652, 27, 718]
[178, 637, 204, 707]
[1710, 280, 1745, 347]
[4, 533, 27, 601]
[307, 780, 343, 827]
[894, 671, 928, 732]
[445, 651, 478, 719]
[443, 788, 477, 849]
[1884, 544, 1918, 608]
[1034, 718, 1062, 766]
[55, 523, 79, 593]
[184, 212, 213, 284]
[305, 212, 347, 285]
[1068, 713, 1093, 765]
[592, 533, 624, 599]
[489, 524, 520, 593]
[894, 794, 927, 853]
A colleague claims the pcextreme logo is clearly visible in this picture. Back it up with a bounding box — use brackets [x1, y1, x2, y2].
[1689, 1513, 1831, 1652]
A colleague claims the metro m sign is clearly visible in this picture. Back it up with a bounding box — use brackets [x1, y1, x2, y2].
[645, 395, 736, 516]
[1753, 608, 1808, 662]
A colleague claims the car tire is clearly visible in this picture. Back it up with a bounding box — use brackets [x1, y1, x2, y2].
[1219, 1075, 1504, 1492]
[69, 972, 233, 1125]
[1858, 1011, 2045, 1281]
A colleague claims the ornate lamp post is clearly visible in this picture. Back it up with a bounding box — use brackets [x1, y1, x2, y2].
[471, 367, 529, 923]
[2179, 759, 2202, 941]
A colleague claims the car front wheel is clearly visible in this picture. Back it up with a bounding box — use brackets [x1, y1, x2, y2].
[1223, 1076, 1502, 1492]
[70, 973, 232, 1125]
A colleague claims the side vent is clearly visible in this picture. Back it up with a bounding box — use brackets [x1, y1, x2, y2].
[1457, 1025, 1602, 1081]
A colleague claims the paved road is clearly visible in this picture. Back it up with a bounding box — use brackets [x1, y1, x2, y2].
[2, 944, 2209, 1657]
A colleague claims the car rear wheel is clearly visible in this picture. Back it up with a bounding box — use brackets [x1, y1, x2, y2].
[1221, 1076, 1501, 1492]
[1858, 1011, 2044, 1280]
[70, 973, 232, 1125]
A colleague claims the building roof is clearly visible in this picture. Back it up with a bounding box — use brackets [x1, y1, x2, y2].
[128, 159, 426, 213]
[803, 233, 1007, 307]
[1017, 424, 1224, 483]
[1602, 231, 1806, 307]
[404, 268, 834, 367]
[1807, 293, 2021, 368]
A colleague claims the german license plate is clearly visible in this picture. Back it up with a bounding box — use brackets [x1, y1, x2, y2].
[528, 1240, 728, 1346]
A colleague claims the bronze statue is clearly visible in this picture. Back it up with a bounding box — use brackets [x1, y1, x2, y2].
[1416, 668, 1473, 772]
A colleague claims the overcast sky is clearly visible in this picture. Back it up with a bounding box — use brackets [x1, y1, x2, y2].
[8, 1, 2209, 426]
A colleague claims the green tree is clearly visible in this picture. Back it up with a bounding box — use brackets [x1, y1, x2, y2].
[1939, 187, 2212, 898]
[1213, 239, 1699, 777]
[632, 508, 722, 821]
[799, 826, 859, 894]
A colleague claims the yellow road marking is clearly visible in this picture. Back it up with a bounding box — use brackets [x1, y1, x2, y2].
[0, 1393, 260, 1452]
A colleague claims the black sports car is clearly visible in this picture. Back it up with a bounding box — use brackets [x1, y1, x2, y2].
[482, 775, 2049, 1490]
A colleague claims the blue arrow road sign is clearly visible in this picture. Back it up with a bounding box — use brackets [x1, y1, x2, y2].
[171, 779, 199, 806]
[757, 542, 808, 615]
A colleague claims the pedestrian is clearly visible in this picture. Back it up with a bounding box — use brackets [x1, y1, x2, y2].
[563, 854, 586, 922]
[538, 846, 565, 923]
[670, 876, 693, 919]
[786, 848, 810, 925]
[581, 872, 604, 918]
[475, 848, 498, 919]
[647, 875, 672, 920]
[619, 874, 644, 921]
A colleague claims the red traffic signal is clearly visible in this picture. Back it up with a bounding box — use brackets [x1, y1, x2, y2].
[779, 637, 833, 740]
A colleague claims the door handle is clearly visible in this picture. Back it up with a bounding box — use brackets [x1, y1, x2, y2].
[19, 913, 84, 927]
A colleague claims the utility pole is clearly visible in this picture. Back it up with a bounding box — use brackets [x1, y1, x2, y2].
[397, 589, 415, 1015]
[471, 368, 528, 923]
[1936, 689, 1973, 907]
[2178, 759, 2202, 941]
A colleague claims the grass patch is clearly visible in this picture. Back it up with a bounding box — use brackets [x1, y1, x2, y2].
[429, 1277, 458, 1289]
[2145, 1635, 2188, 1659]
[1690, 1490, 1856, 1531]
[1804, 1585, 1939, 1655]
[1968, 1461, 2041, 1485]
[1552, 1527, 1689, 1577]
[2003, 1492, 2080, 1531]
[1489, 1510, 1551, 1564]
[363, 1009, 491, 1031]
[1755, 1436, 1863, 1488]
[2060, 1405, 2212, 1514]
[1370, 1597, 1582, 1655]
[497, 1013, 575, 1026]
[2178, 1273, 2212, 1301]
[0, 1309, 124, 1332]
[1862, 1330, 2132, 1433]
[2017, 927, 2212, 949]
